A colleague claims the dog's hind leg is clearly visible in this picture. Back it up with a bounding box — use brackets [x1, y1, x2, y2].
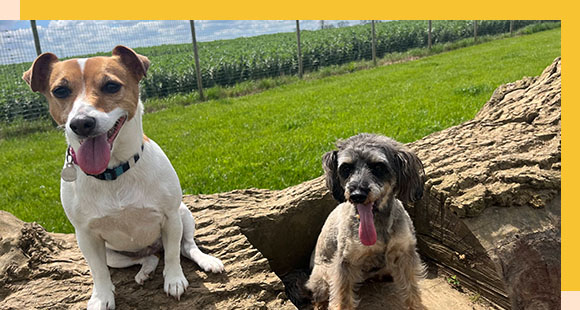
[179, 203, 225, 273]
[305, 266, 330, 310]
[106, 248, 159, 285]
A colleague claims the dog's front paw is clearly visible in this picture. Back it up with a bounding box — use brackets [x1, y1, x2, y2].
[87, 290, 115, 310]
[196, 253, 225, 273]
[185, 247, 225, 273]
[163, 269, 189, 300]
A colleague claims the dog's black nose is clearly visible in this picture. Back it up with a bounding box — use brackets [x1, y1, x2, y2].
[70, 116, 96, 137]
[350, 190, 368, 203]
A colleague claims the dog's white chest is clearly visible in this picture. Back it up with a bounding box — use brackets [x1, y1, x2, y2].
[88, 207, 165, 252]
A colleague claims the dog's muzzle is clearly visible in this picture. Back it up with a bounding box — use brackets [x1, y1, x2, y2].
[70, 115, 97, 137]
[349, 188, 369, 204]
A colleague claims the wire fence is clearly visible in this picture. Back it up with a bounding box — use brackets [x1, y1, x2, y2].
[0, 20, 554, 124]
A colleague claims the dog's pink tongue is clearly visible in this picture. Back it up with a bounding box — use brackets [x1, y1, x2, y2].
[76, 134, 110, 175]
[356, 203, 377, 246]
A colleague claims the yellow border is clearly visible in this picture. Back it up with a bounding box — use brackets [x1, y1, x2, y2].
[18, 0, 573, 293]
[20, 0, 561, 20]
[562, 18, 575, 291]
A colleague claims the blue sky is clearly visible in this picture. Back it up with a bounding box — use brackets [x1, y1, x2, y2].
[0, 20, 361, 64]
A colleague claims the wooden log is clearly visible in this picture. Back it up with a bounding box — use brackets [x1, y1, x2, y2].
[408, 57, 561, 309]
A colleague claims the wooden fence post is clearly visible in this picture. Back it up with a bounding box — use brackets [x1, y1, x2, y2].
[428, 20, 432, 49]
[30, 20, 42, 56]
[371, 20, 377, 66]
[510, 20, 514, 36]
[189, 20, 205, 101]
[296, 20, 303, 79]
[474, 20, 478, 42]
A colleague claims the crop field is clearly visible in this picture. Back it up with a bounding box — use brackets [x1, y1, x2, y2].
[0, 20, 557, 123]
[0, 28, 561, 233]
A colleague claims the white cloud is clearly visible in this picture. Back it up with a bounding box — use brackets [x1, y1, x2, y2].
[0, 27, 37, 64]
[0, 20, 360, 65]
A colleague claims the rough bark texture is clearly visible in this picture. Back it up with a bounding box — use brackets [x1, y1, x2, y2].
[0, 58, 560, 310]
[407, 57, 561, 310]
[0, 208, 294, 310]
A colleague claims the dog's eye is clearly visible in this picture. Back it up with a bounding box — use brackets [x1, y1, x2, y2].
[102, 82, 121, 94]
[369, 162, 389, 178]
[339, 163, 353, 178]
[52, 86, 71, 99]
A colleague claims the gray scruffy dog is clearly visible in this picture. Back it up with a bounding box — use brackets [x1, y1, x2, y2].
[306, 133, 426, 310]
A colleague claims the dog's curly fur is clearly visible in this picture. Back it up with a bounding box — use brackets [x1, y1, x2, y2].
[306, 133, 426, 310]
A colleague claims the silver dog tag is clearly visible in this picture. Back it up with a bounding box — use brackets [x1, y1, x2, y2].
[61, 163, 77, 182]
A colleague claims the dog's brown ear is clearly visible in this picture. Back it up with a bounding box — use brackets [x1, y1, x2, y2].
[394, 147, 425, 203]
[112, 45, 150, 80]
[322, 150, 345, 203]
[22, 52, 59, 92]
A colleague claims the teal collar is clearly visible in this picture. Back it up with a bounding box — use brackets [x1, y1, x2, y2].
[69, 144, 144, 181]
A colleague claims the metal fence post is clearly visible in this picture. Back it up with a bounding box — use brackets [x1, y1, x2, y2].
[371, 20, 377, 66]
[189, 20, 205, 101]
[474, 20, 478, 42]
[30, 20, 42, 56]
[510, 20, 514, 36]
[428, 20, 432, 49]
[296, 20, 303, 79]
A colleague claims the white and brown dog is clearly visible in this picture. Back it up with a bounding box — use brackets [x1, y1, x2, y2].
[23, 46, 224, 310]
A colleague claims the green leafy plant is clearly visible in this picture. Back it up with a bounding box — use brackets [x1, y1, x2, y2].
[447, 275, 462, 290]
[470, 293, 481, 303]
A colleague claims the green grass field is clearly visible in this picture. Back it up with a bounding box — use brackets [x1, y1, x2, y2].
[0, 28, 560, 233]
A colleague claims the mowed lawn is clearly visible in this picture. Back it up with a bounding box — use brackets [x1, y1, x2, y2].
[0, 28, 561, 233]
